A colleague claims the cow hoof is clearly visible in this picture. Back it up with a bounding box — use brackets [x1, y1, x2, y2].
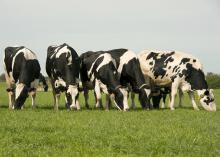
[194, 108, 200, 111]
[123, 108, 129, 111]
[170, 107, 175, 111]
[70, 105, 76, 110]
[85, 104, 90, 109]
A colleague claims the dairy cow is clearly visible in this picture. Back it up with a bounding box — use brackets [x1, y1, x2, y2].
[102, 49, 151, 109]
[46, 43, 80, 110]
[4, 46, 41, 109]
[80, 51, 129, 111]
[138, 50, 216, 111]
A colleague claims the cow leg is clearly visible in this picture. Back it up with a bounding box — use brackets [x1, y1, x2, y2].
[169, 83, 178, 110]
[76, 99, 80, 110]
[31, 92, 36, 109]
[161, 94, 166, 109]
[94, 83, 103, 109]
[105, 94, 111, 110]
[83, 89, 90, 109]
[64, 94, 69, 109]
[54, 93, 60, 111]
[52, 86, 59, 110]
[8, 92, 15, 109]
[131, 92, 136, 109]
[178, 89, 184, 107]
[188, 91, 199, 110]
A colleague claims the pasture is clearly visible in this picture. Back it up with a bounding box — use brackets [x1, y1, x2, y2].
[0, 82, 219, 157]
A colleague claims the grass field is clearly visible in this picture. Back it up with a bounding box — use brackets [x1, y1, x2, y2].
[0, 82, 219, 157]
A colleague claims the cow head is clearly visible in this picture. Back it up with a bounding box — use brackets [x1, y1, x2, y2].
[66, 85, 79, 110]
[14, 83, 29, 109]
[198, 89, 216, 112]
[138, 86, 152, 109]
[111, 86, 129, 111]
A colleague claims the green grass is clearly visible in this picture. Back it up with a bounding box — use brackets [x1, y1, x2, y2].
[0, 82, 219, 157]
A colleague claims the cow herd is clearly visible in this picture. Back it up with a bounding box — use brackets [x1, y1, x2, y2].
[3, 43, 217, 112]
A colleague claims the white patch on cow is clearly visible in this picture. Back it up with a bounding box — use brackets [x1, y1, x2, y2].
[144, 89, 151, 97]
[15, 83, 25, 99]
[88, 53, 112, 77]
[118, 50, 137, 75]
[179, 80, 191, 92]
[55, 77, 67, 88]
[119, 88, 129, 111]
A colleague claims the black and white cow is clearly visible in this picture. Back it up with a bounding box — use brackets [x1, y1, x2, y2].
[4, 46, 41, 109]
[46, 43, 80, 110]
[102, 49, 151, 109]
[138, 50, 216, 111]
[80, 51, 129, 111]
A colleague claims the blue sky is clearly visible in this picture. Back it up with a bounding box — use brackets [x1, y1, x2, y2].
[1, 0, 220, 74]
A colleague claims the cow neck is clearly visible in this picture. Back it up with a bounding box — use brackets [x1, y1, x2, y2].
[123, 59, 147, 91]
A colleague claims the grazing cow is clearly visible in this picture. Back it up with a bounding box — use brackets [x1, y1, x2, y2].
[138, 50, 216, 111]
[46, 43, 80, 110]
[4, 46, 41, 109]
[102, 49, 151, 109]
[80, 51, 129, 111]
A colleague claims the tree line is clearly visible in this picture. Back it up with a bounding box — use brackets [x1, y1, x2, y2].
[0, 72, 220, 89]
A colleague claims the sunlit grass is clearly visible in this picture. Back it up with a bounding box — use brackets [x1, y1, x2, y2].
[0, 82, 219, 157]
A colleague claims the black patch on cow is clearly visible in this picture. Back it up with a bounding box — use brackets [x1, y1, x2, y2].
[149, 61, 153, 65]
[204, 90, 209, 95]
[180, 58, 190, 65]
[146, 52, 158, 60]
[193, 59, 196, 62]
[168, 66, 171, 69]
[172, 66, 178, 72]
[204, 97, 214, 106]
[165, 57, 174, 65]
[181, 63, 208, 90]
[171, 75, 177, 82]
[175, 67, 180, 73]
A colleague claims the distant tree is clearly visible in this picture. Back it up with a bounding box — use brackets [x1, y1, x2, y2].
[206, 72, 220, 89]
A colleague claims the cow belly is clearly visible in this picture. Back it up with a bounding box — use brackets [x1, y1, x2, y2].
[146, 72, 172, 86]
[152, 78, 172, 86]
